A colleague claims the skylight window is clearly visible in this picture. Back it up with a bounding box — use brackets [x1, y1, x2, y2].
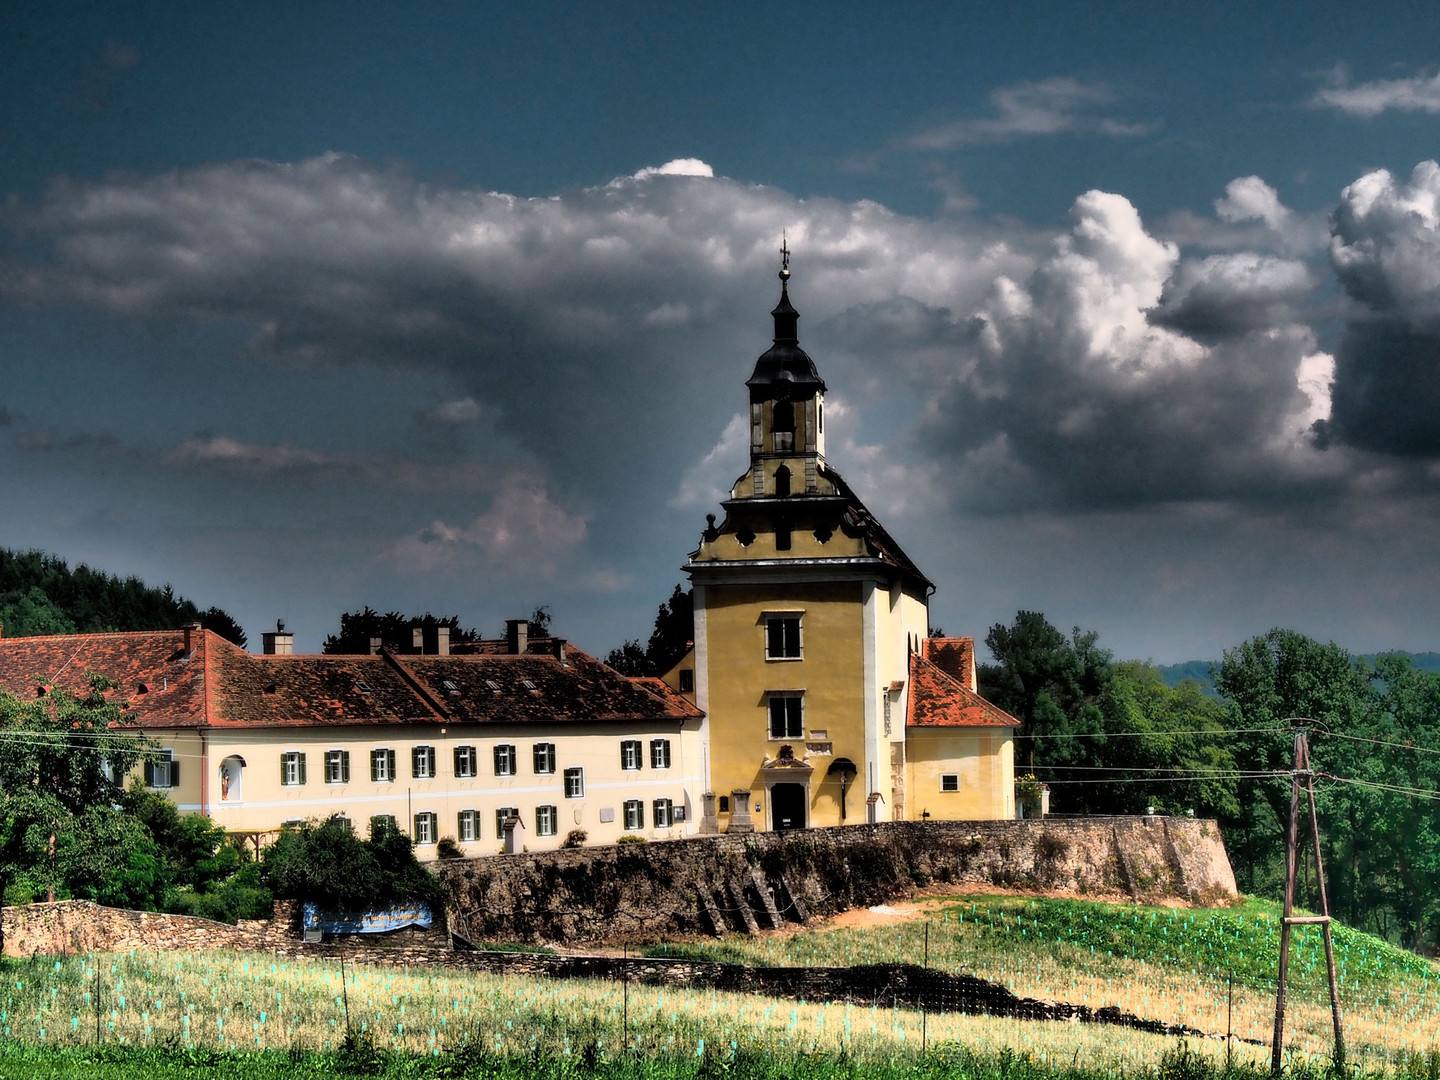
[442, 679, 459, 694]
[521, 679, 538, 692]
[485, 679, 502, 693]
[354, 681, 372, 694]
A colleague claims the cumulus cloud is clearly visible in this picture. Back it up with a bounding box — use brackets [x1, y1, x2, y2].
[1315, 70, 1440, 117]
[1324, 161, 1440, 457]
[919, 189, 1335, 511]
[670, 412, 747, 509]
[1152, 253, 1314, 339]
[394, 477, 587, 574]
[1215, 176, 1291, 230]
[632, 158, 714, 180]
[902, 78, 1153, 151]
[0, 151, 1030, 521]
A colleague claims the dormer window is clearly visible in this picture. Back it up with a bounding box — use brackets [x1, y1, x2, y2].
[136, 682, 149, 695]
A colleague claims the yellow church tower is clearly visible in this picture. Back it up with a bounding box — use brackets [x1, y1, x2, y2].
[668, 246, 1016, 834]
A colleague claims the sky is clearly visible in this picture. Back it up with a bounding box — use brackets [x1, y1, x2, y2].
[5, 1, 1440, 662]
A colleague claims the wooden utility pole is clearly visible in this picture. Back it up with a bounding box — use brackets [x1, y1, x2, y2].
[1271, 718, 1346, 1073]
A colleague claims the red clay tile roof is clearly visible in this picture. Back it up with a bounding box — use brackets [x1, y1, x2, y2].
[907, 650, 1017, 729]
[0, 629, 702, 730]
[0, 629, 209, 729]
[923, 636, 976, 691]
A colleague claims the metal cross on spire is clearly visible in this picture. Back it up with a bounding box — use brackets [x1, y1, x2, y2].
[779, 232, 790, 281]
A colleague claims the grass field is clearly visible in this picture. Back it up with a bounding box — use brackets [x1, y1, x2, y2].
[0, 947, 1278, 1073]
[640, 895, 1440, 1061]
[1, 894, 1436, 1076]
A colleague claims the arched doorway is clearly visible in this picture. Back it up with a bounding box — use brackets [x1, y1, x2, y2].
[219, 755, 246, 803]
[770, 783, 806, 831]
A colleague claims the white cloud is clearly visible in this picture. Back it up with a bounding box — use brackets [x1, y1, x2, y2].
[632, 158, 715, 180]
[395, 477, 587, 574]
[1314, 71, 1440, 117]
[922, 189, 1333, 511]
[1215, 176, 1290, 230]
[424, 397, 485, 425]
[903, 78, 1153, 151]
[670, 413, 747, 509]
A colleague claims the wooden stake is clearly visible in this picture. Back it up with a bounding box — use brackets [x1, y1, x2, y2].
[1271, 719, 1346, 1072]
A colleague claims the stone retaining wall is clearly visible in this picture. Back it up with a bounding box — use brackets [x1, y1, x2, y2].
[0, 899, 303, 958]
[437, 816, 1237, 945]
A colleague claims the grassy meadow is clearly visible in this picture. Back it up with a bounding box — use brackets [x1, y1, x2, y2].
[641, 895, 1440, 1061]
[1, 894, 1437, 1076]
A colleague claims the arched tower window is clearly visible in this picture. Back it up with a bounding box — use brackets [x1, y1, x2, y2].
[774, 465, 791, 498]
[771, 399, 795, 451]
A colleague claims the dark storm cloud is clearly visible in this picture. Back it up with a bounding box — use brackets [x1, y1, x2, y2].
[915, 191, 1336, 513]
[0, 152, 1030, 510]
[1151, 254, 1314, 341]
[1325, 161, 1440, 457]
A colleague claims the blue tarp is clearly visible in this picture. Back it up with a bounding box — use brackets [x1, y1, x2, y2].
[301, 901, 433, 934]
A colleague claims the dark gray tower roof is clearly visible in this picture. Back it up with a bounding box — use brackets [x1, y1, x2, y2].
[746, 269, 827, 404]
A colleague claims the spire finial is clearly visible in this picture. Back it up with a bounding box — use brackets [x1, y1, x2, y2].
[779, 231, 790, 282]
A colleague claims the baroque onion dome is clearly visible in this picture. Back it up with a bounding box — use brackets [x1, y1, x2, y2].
[687, 243, 932, 595]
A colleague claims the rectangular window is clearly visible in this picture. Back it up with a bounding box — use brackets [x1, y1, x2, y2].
[653, 798, 674, 828]
[494, 744, 517, 776]
[623, 799, 644, 830]
[718, 795, 730, 813]
[146, 749, 178, 789]
[371, 748, 396, 782]
[457, 809, 479, 842]
[533, 742, 556, 774]
[325, 749, 350, 784]
[413, 811, 437, 845]
[496, 806, 519, 836]
[767, 693, 803, 739]
[766, 615, 802, 659]
[536, 804, 558, 837]
[453, 745, 477, 778]
[941, 774, 959, 792]
[564, 766, 585, 798]
[678, 669, 695, 693]
[280, 750, 307, 786]
[620, 739, 643, 770]
[412, 745, 437, 779]
[650, 738, 672, 769]
[369, 814, 396, 838]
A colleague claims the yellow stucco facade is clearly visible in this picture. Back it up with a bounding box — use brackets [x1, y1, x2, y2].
[136, 717, 703, 858]
[667, 263, 1015, 832]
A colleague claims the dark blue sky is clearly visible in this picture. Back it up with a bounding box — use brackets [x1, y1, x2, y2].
[5, 1, 1440, 660]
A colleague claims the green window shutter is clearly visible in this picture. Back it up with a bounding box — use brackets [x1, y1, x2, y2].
[387, 749, 396, 779]
[427, 747, 436, 776]
[341, 751, 350, 783]
[370, 751, 379, 782]
[280, 754, 287, 786]
[144, 760, 154, 786]
[298, 753, 307, 785]
[170, 760, 180, 787]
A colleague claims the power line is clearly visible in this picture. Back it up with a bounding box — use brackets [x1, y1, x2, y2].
[1013, 726, 1285, 740]
[1316, 772, 1440, 802]
[1317, 730, 1440, 757]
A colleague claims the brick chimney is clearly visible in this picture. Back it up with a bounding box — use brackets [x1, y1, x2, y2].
[262, 620, 294, 655]
[506, 619, 529, 655]
[551, 637, 566, 664]
[436, 625, 451, 656]
[369, 636, 383, 655]
[182, 621, 202, 656]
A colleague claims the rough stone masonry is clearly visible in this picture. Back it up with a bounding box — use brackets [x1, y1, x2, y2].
[437, 816, 1237, 945]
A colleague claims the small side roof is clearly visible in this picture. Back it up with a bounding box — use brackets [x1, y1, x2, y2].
[907, 646, 1018, 729]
